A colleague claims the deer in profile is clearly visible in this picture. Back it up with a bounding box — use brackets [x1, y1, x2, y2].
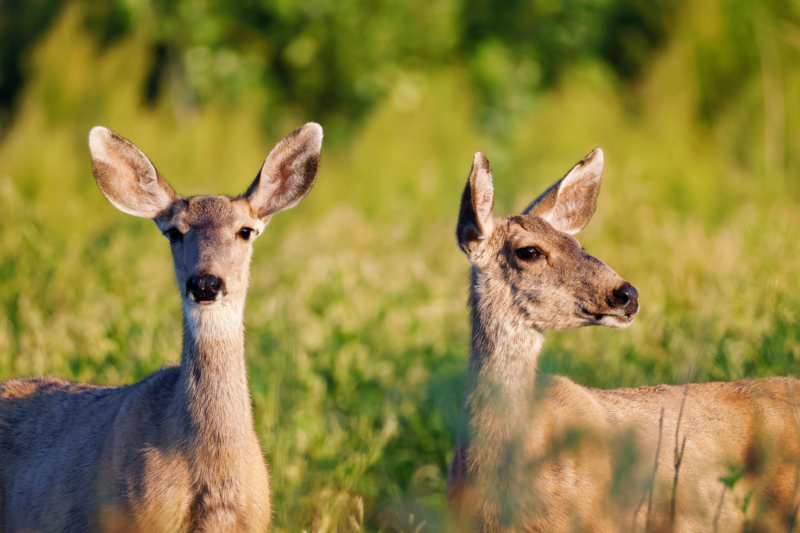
[448, 149, 800, 532]
[0, 123, 323, 532]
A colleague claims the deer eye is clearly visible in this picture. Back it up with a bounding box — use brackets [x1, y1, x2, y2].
[165, 228, 183, 243]
[516, 247, 542, 261]
[238, 227, 254, 241]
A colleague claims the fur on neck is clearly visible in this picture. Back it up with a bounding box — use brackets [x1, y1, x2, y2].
[467, 268, 545, 401]
[178, 299, 253, 445]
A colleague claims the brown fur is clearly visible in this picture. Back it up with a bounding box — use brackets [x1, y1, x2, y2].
[448, 150, 800, 532]
[0, 123, 324, 532]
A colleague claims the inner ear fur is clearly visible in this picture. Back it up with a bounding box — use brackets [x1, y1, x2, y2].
[245, 122, 323, 219]
[89, 126, 178, 219]
[456, 152, 495, 254]
[523, 148, 603, 235]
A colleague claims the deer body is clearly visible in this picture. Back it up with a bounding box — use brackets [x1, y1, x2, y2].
[0, 123, 323, 532]
[448, 151, 800, 532]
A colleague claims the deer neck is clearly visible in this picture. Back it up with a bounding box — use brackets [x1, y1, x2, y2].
[463, 268, 545, 442]
[177, 299, 254, 446]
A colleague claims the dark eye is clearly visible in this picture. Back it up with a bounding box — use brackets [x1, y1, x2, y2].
[516, 247, 542, 261]
[238, 227, 254, 241]
[165, 229, 183, 243]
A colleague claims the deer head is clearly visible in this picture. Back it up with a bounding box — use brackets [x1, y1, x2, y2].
[456, 149, 638, 333]
[89, 123, 322, 309]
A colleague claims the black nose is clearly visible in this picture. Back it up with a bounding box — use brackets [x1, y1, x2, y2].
[186, 274, 223, 303]
[612, 282, 639, 315]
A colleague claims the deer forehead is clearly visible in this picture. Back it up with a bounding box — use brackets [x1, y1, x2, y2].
[166, 196, 258, 232]
[504, 216, 582, 252]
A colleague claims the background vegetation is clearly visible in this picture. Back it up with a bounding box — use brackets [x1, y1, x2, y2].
[1, 0, 799, 530]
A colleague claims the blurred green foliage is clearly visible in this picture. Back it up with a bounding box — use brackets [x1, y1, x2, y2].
[1, 1, 800, 531]
[0, 0, 734, 137]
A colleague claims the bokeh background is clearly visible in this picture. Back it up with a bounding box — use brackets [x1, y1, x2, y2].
[1, 0, 800, 530]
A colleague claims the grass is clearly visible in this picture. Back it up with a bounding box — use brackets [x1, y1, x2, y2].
[1, 4, 800, 531]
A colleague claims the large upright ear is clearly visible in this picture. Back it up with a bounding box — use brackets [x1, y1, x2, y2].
[245, 122, 323, 219]
[456, 152, 495, 255]
[523, 148, 603, 234]
[88, 127, 178, 218]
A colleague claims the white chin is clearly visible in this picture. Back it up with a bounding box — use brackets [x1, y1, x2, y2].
[600, 315, 635, 328]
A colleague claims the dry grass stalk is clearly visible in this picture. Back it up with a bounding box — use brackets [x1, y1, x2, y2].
[632, 407, 664, 533]
[669, 367, 692, 532]
[712, 482, 726, 533]
[311, 493, 327, 533]
[787, 381, 800, 533]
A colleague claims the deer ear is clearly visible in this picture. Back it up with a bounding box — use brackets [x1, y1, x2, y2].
[89, 127, 178, 219]
[523, 148, 603, 235]
[456, 152, 495, 255]
[245, 122, 323, 219]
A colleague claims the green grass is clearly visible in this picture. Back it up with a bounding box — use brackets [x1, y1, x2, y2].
[1, 4, 800, 532]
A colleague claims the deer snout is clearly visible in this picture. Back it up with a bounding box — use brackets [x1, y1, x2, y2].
[186, 273, 224, 304]
[611, 282, 639, 315]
